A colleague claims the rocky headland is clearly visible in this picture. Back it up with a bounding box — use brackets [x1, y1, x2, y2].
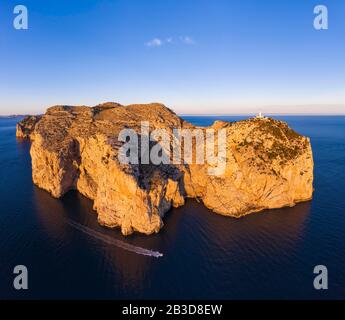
[16, 103, 314, 235]
[16, 115, 42, 139]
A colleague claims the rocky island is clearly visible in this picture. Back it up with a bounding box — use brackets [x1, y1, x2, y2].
[16, 103, 314, 235]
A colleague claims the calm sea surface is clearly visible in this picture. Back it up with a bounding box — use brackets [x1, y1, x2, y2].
[0, 116, 344, 299]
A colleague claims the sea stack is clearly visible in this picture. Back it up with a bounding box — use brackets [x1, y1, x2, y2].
[16, 103, 314, 235]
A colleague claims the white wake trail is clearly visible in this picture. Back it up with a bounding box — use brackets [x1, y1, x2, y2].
[66, 219, 163, 258]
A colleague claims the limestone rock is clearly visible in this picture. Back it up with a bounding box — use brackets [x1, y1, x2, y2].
[16, 103, 314, 235]
[183, 118, 314, 217]
[16, 115, 42, 139]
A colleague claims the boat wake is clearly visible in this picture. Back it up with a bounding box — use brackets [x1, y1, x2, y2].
[66, 219, 163, 258]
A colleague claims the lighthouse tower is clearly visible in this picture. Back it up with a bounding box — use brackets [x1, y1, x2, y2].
[256, 111, 264, 119]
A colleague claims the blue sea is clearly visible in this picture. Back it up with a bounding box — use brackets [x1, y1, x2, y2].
[0, 116, 344, 299]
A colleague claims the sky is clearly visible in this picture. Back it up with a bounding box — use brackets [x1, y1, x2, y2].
[0, 0, 344, 115]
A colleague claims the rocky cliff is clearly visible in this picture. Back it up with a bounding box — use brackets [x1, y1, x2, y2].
[16, 115, 42, 139]
[16, 103, 314, 235]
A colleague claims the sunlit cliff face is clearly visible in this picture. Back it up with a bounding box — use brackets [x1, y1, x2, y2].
[17, 102, 313, 235]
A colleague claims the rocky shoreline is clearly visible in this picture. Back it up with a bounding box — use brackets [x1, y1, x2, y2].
[16, 102, 314, 235]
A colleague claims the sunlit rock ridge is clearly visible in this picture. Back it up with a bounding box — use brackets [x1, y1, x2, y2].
[16, 102, 314, 236]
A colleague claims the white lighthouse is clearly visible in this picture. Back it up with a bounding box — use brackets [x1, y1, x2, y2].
[256, 111, 264, 119]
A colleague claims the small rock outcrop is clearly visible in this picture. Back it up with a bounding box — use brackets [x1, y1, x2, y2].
[16, 115, 42, 139]
[16, 103, 314, 235]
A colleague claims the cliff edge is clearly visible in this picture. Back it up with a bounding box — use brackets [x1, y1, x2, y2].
[16, 115, 42, 139]
[16, 103, 314, 235]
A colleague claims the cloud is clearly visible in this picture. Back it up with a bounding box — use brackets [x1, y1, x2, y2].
[144, 36, 196, 47]
[145, 38, 163, 47]
[180, 36, 195, 45]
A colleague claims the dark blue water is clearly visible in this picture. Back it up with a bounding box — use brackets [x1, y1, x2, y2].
[0, 116, 344, 299]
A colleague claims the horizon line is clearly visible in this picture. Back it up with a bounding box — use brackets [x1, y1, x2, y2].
[179, 113, 345, 116]
[1, 112, 345, 117]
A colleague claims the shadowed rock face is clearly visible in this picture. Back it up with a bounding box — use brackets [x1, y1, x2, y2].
[16, 102, 314, 236]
